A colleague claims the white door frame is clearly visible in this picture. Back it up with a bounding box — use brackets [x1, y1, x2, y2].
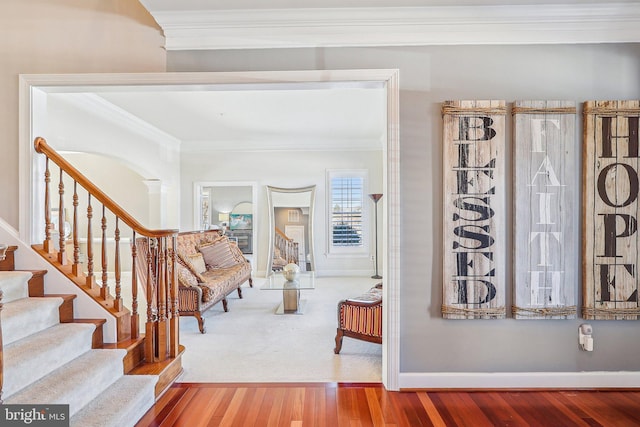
[18, 69, 401, 390]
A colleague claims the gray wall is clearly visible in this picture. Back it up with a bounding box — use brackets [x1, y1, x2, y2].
[169, 44, 640, 373]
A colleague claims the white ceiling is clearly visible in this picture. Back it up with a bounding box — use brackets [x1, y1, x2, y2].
[50, 82, 387, 152]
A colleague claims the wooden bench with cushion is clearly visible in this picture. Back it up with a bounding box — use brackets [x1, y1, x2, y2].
[334, 283, 382, 354]
[175, 230, 252, 333]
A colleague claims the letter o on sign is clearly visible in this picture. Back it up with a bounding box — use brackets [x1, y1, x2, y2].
[597, 163, 639, 208]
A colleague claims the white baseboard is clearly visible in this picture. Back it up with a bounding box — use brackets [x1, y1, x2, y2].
[399, 371, 640, 389]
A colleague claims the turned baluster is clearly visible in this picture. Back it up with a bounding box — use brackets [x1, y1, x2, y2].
[130, 231, 139, 339]
[158, 239, 167, 323]
[57, 168, 67, 265]
[71, 181, 81, 276]
[169, 236, 179, 357]
[86, 194, 95, 288]
[145, 238, 157, 362]
[100, 205, 109, 300]
[43, 158, 53, 253]
[114, 217, 122, 311]
[157, 237, 168, 361]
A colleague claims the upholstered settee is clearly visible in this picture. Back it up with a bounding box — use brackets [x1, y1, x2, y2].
[334, 283, 382, 354]
[174, 230, 253, 333]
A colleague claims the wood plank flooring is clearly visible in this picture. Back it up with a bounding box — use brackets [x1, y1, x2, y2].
[136, 382, 640, 427]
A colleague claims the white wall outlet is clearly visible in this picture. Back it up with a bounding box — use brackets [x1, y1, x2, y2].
[579, 324, 594, 352]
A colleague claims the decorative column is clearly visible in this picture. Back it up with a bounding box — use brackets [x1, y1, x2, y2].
[143, 179, 168, 229]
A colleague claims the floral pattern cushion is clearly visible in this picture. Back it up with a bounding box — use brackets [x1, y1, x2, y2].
[178, 252, 207, 283]
[176, 263, 198, 287]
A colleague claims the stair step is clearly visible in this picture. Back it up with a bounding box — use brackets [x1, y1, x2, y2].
[45, 293, 77, 322]
[70, 375, 158, 427]
[0, 245, 18, 271]
[2, 296, 64, 345]
[73, 319, 107, 348]
[27, 269, 48, 296]
[5, 349, 128, 417]
[3, 322, 96, 399]
[0, 271, 32, 303]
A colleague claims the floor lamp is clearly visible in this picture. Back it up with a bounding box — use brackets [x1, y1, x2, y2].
[369, 193, 383, 280]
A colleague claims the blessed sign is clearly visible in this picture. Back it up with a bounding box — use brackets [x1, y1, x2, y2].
[512, 101, 577, 319]
[442, 100, 506, 319]
[583, 100, 640, 320]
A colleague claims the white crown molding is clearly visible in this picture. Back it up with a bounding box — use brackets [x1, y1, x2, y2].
[148, 4, 640, 50]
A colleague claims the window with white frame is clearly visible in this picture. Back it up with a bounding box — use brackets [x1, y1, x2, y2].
[327, 170, 368, 255]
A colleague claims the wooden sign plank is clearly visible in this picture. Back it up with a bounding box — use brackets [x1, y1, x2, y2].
[442, 100, 506, 319]
[512, 101, 577, 319]
[583, 100, 640, 320]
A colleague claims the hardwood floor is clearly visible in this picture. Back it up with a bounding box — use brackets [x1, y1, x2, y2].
[136, 382, 640, 426]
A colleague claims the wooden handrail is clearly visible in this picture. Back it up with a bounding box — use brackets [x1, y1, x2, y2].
[34, 137, 177, 238]
[275, 227, 294, 242]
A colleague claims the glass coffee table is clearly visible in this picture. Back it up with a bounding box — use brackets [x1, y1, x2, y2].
[261, 272, 315, 314]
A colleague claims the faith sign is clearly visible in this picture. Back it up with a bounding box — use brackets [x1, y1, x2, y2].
[512, 101, 577, 319]
[442, 100, 506, 319]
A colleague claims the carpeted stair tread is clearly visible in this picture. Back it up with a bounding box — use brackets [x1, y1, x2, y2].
[5, 349, 128, 417]
[0, 271, 32, 303]
[1, 264, 158, 426]
[70, 375, 158, 427]
[3, 323, 96, 399]
[2, 296, 64, 345]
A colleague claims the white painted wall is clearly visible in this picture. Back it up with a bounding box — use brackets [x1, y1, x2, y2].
[180, 149, 383, 275]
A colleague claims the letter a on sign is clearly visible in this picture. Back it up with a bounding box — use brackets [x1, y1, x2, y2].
[512, 100, 577, 319]
[583, 100, 640, 320]
[442, 100, 506, 319]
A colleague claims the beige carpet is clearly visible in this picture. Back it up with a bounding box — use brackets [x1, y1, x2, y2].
[178, 276, 382, 383]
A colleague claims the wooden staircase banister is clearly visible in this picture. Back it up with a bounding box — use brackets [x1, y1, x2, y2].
[31, 136, 180, 366]
[274, 227, 299, 266]
[34, 137, 177, 238]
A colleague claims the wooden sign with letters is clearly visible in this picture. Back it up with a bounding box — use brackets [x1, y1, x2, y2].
[512, 101, 577, 319]
[442, 100, 506, 319]
[583, 100, 640, 320]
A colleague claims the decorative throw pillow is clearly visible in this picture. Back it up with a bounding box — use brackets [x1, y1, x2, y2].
[176, 263, 198, 287]
[178, 252, 207, 282]
[187, 252, 207, 274]
[199, 239, 237, 269]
